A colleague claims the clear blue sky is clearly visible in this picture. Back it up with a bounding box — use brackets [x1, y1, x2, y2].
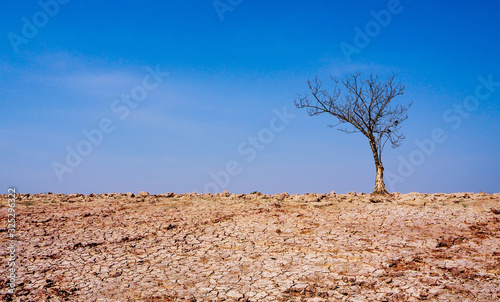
[1, 0, 499, 194]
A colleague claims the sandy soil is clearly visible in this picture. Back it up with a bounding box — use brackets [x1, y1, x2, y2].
[1, 191, 499, 301]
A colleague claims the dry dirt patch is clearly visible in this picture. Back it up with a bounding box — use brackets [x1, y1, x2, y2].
[1, 192, 499, 301]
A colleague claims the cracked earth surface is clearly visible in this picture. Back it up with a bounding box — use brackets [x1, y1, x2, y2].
[1, 192, 500, 301]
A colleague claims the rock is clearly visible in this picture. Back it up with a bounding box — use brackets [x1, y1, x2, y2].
[279, 192, 290, 199]
[273, 192, 290, 200]
[221, 190, 230, 197]
[139, 191, 149, 196]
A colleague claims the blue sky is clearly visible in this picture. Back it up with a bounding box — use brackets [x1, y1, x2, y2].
[1, 0, 499, 194]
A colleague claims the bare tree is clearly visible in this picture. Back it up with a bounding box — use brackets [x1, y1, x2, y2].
[295, 72, 411, 194]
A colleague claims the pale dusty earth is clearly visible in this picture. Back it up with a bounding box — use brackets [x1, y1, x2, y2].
[1, 191, 500, 302]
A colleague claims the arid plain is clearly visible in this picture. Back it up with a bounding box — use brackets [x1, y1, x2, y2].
[1, 191, 499, 301]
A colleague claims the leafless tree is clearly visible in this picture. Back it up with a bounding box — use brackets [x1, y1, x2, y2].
[295, 72, 411, 194]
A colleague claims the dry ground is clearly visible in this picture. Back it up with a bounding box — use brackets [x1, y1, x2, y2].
[1, 191, 500, 301]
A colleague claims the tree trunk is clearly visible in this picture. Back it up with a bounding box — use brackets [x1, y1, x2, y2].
[369, 138, 389, 195]
[373, 164, 389, 194]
